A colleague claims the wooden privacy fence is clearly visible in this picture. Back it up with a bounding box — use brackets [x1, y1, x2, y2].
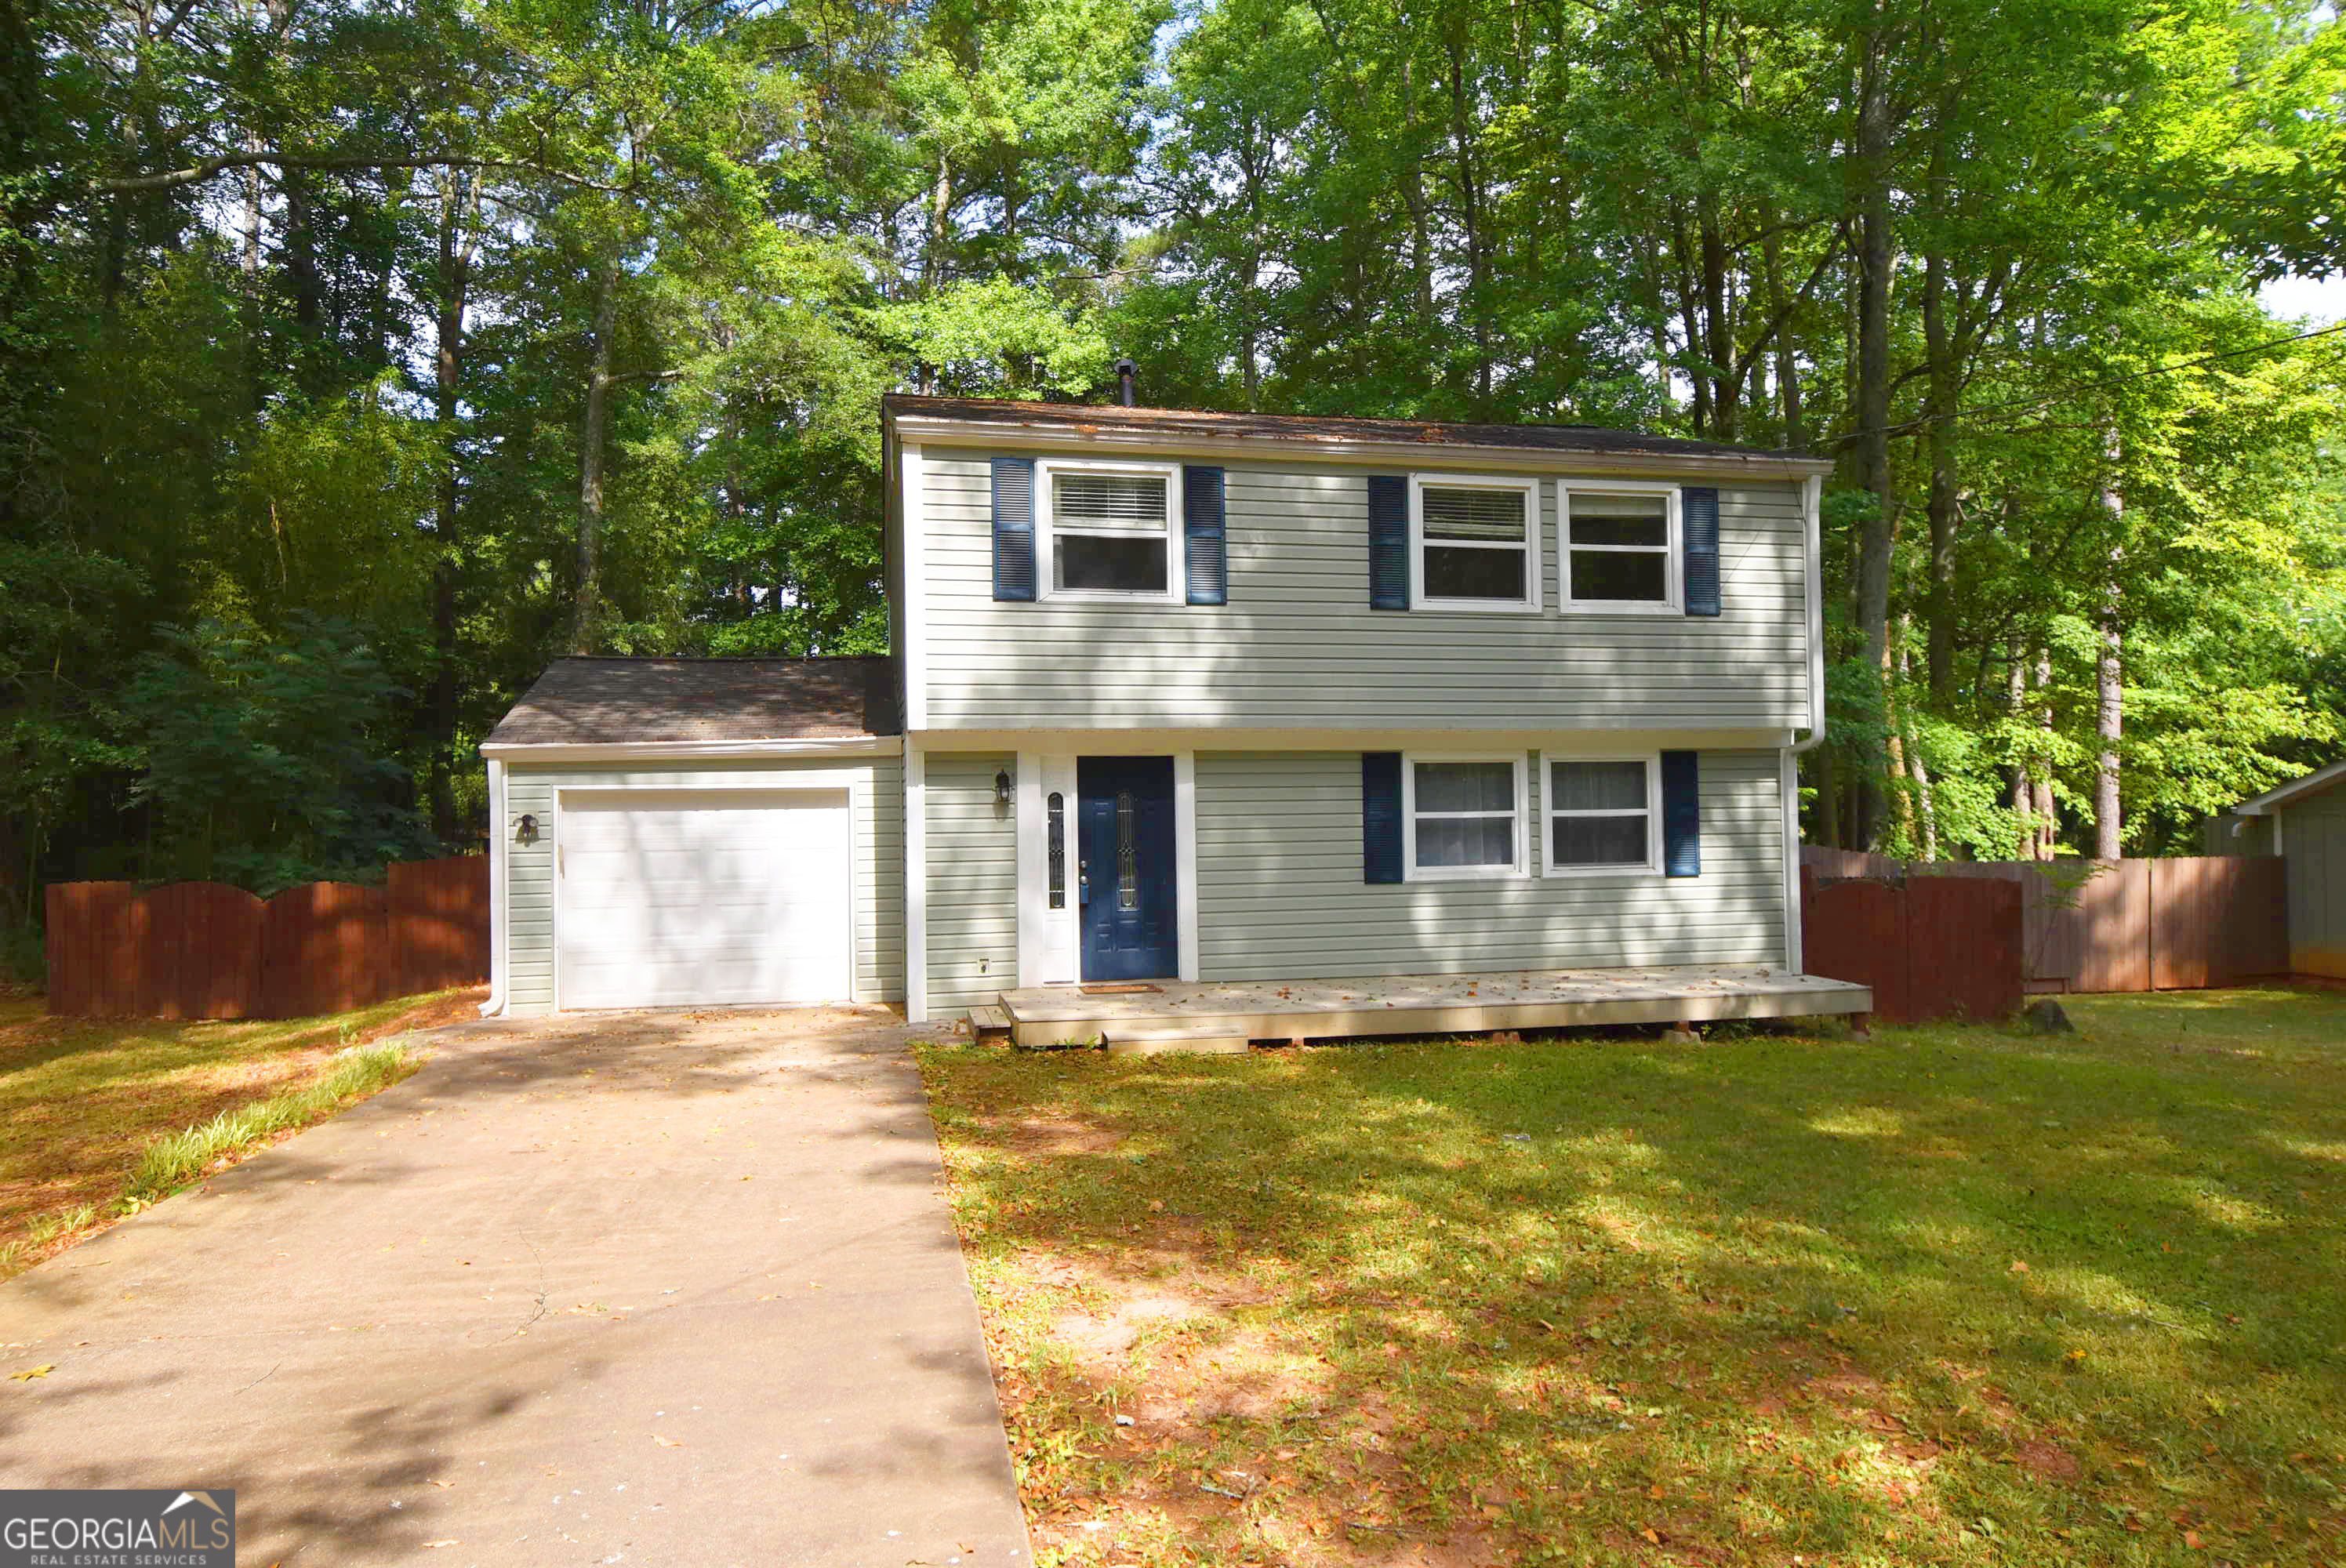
[45, 857, 489, 1020]
[1801, 849, 2289, 996]
[1801, 870, 2025, 1023]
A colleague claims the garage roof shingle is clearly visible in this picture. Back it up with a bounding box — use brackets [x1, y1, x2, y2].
[483, 656, 899, 748]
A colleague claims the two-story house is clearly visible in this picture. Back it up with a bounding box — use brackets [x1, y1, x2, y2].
[473, 395, 1872, 1044]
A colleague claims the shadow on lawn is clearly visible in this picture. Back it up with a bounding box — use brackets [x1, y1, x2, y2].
[925, 994, 2346, 1566]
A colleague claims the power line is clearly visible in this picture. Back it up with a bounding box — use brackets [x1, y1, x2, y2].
[1854, 319, 2346, 444]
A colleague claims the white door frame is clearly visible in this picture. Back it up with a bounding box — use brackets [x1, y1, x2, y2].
[550, 779, 866, 1012]
[1017, 749, 1198, 988]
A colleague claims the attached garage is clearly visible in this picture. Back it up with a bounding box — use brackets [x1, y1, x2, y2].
[554, 789, 854, 1010]
[478, 657, 906, 1018]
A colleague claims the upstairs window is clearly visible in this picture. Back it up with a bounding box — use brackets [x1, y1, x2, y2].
[1411, 476, 1540, 612]
[1404, 756, 1527, 879]
[1547, 757, 1659, 875]
[1040, 462, 1180, 600]
[1563, 487, 1679, 612]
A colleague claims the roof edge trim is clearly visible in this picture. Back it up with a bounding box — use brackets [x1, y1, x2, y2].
[886, 412, 1836, 479]
[2233, 757, 2346, 815]
[480, 736, 905, 764]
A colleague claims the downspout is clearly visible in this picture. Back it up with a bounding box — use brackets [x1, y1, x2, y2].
[478, 757, 509, 1017]
[1781, 474, 1827, 972]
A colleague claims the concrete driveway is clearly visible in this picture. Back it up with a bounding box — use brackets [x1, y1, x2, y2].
[0, 1007, 1032, 1567]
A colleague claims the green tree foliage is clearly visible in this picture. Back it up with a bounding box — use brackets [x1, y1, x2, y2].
[125, 619, 436, 893]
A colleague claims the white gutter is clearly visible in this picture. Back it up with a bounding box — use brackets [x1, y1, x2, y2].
[888, 412, 1839, 483]
[479, 735, 902, 763]
[478, 757, 508, 1018]
[1781, 474, 1828, 975]
[1791, 474, 1828, 756]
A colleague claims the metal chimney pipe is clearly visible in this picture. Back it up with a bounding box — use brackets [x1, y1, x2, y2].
[1114, 357, 1137, 407]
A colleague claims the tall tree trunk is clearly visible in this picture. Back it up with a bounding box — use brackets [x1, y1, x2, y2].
[1443, 37, 1491, 410]
[2095, 447, 2124, 859]
[1921, 245, 1960, 704]
[2033, 645, 2056, 858]
[1643, 250, 1673, 412]
[426, 175, 473, 844]
[1847, 25, 1898, 848]
[1698, 199, 1734, 440]
[1762, 220, 1803, 449]
[924, 157, 952, 298]
[573, 252, 621, 655]
[1850, 27, 1897, 681]
[1400, 53, 1434, 321]
[2007, 648, 2034, 858]
[1897, 626, 1937, 858]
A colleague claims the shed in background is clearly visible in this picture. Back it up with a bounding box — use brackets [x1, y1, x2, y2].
[2221, 760, 2346, 980]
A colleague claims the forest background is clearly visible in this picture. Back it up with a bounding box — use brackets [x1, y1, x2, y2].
[2, 0, 2342, 972]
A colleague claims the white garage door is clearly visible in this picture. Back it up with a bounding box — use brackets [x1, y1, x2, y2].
[556, 789, 853, 1011]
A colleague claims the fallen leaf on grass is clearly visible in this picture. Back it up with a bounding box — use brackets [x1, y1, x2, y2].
[9, 1365, 53, 1381]
[2183, 1529, 2203, 1549]
[2009, 1260, 2030, 1275]
[1641, 1527, 1662, 1544]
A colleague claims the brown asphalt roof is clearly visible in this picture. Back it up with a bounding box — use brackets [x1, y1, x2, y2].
[482, 656, 899, 747]
[882, 393, 1814, 464]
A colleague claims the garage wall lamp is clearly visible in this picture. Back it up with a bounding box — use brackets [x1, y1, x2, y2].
[516, 813, 539, 844]
[993, 769, 1014, 809]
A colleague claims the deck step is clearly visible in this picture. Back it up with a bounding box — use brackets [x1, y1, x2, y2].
[1099, 1018, 1253, 1057]
[968, 1004, 1015, 1044]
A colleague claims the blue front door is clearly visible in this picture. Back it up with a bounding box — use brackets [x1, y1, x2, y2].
[1077, 757, 1179, 982]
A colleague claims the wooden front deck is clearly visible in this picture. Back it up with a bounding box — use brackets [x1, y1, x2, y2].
[993, 965, 1873, 1054]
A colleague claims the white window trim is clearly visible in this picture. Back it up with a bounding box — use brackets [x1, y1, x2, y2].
[1016, 750, 1197, 985]
[1560, 478, 1683, 615]
[1402, 752, 1530, 881]
[1408, 474, 1542, 614]
[1542, 752, 1664, 879]
[1034, 455, 1185, 604]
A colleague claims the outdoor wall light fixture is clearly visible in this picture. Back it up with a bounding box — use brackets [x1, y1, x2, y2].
[994, 769, 1014, 808]
[516, 813, 539, 843]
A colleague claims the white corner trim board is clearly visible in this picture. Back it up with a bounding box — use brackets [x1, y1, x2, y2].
[905, 739, 929, 1023]
[479, 757, 508, 1017]
[902, 439, 927, 730]
[1174, 751, 1200, 982]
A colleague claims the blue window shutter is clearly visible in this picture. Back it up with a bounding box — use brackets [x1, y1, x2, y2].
[1362, 752, 1404, 884]
[1683, 486, 1720, 616]
[1184, 465, 1227, 604]
[992, 456, 1037, 602]
[1367, 475, 1409, 610]
[1661, 750, 1701, 877]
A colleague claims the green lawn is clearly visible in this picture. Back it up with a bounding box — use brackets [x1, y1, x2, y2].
[0, 988, 478, 1277]
[917, 989, 2346, 1567]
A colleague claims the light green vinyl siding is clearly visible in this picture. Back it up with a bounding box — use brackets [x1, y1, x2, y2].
[2282, 789, 2346, 978]
[502, 756, 903, 1015]
[917, 453, 1810, 731]
[923, 751, 1019, 1017]
[1193, 750, 1786, 980]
